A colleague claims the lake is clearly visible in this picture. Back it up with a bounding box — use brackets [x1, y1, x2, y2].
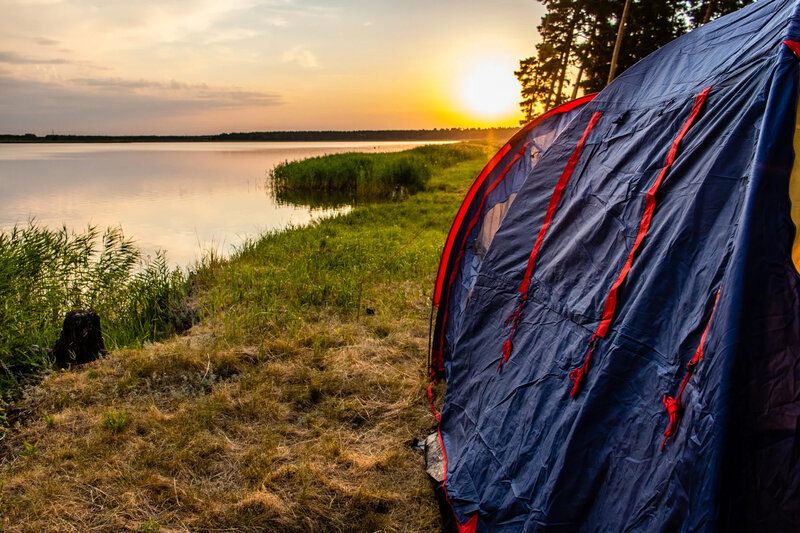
[0, 141, 440, 268]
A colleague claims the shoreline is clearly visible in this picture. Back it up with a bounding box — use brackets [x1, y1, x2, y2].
[0, 128, 519, 144]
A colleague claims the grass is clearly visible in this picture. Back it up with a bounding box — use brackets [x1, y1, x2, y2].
[270, 142, 487, 205]
[103, 409, 130, 433]
[0, 141, 498, 531]
[0, 224, 192, 400]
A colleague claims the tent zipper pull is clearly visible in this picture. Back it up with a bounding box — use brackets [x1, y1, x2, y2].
[498, 294, 527, 371]
[660, 288, 720, 451]
[569, 335, 598, 398]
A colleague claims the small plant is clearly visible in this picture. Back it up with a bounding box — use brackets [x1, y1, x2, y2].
[140, 518, 160, 532]
[21, 439, 37, 457]
[103, 409, 130, 433]
[42, 414, 55, 428]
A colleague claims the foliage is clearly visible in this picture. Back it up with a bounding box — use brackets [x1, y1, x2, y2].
[0, 127, 520, 144]
[515, 0, 754, 121]
[140, 518, 161, 532]
[269, 143, 486, 202]
[684, 0, 754, 26]
[578, 0, 689, 94]
[0, 223, 190, 399]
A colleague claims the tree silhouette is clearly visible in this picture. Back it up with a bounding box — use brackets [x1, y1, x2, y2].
[515, 0, 754, 122]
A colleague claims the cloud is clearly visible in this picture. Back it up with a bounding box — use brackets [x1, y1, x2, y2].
[199, 27, 262, 45]
[68, 76, 281, 106]
[267, 16, 289, 27]
[70, 77, 156, 90]
[0, 50, 69, 64]
[0, 74, 283, 134]
[8, 0, 63, 4]
[280, 46, 317, 68]
[32, 36, 60, 46]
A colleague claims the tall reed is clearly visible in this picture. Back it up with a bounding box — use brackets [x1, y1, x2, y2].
[0, 223, 189, 398]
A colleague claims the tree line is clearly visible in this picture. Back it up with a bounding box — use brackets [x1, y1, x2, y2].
[516, 0, 753, 122]
[0, 128, 520, 144]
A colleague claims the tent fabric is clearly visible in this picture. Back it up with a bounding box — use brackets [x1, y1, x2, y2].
[430, 1, 800, 531]
[431, 94, 596, 377]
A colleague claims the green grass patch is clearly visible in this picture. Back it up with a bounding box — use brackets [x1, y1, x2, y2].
[103, 409, 130, 433]
[270, 142, 486, 206]
[197, 145, 494, 346]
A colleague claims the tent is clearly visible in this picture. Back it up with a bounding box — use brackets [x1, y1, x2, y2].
[428, 0, 800, 530]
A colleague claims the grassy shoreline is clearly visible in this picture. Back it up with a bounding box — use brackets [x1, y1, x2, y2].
[0, 142, 494, 531]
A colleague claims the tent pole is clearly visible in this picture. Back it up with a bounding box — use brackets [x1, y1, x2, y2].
[607, 0, 632, 85]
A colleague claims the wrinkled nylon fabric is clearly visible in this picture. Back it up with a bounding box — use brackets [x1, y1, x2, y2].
[431, 98, 591, 375]
[434, 1, 800, 530]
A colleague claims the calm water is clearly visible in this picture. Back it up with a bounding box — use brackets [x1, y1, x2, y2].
[0, 141, 437, 267]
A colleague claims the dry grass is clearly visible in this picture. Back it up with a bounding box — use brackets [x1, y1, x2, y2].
[0, 310, 440, 531]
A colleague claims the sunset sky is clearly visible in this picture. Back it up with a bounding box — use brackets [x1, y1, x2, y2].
[0, 0, 546, 135]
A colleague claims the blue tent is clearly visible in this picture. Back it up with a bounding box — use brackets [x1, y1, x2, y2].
[429, 1, 800, 530]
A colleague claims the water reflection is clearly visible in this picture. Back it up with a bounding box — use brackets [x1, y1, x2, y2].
[0, 141, 436, 267]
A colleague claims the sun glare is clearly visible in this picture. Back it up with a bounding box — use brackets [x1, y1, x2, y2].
[460, 60, 520, 120]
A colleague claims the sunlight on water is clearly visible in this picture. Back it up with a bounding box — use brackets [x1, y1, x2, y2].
[0, 141, 440, 267]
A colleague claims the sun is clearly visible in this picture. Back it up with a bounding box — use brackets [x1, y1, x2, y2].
[460, 59, 521, 120]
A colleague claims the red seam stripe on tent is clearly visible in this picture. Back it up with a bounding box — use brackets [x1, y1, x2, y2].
[518, 111, 603, 295]
[432, 143, 512, 307]
[456, 142, 533, 283]
[432, 93, 597, 308]
[595, 86, 710, 338]
[661, 287, 721, 451]
[569, 86, 711, 398]
[498, 111, 602, 372]
[783, 40, 800, 57]
[445, 142, 531, 299]
[435, 145, 531, 369]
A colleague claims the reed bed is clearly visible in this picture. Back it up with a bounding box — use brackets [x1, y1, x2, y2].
[270, 142, 486, 200]
[0, 223, 189, 399]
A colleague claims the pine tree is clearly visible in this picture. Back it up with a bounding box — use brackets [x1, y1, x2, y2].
[515, 0, 754, 122]
[685, 0, 753, 26]
[515, 0, 584, 122]
[578, 0, 688, 93]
